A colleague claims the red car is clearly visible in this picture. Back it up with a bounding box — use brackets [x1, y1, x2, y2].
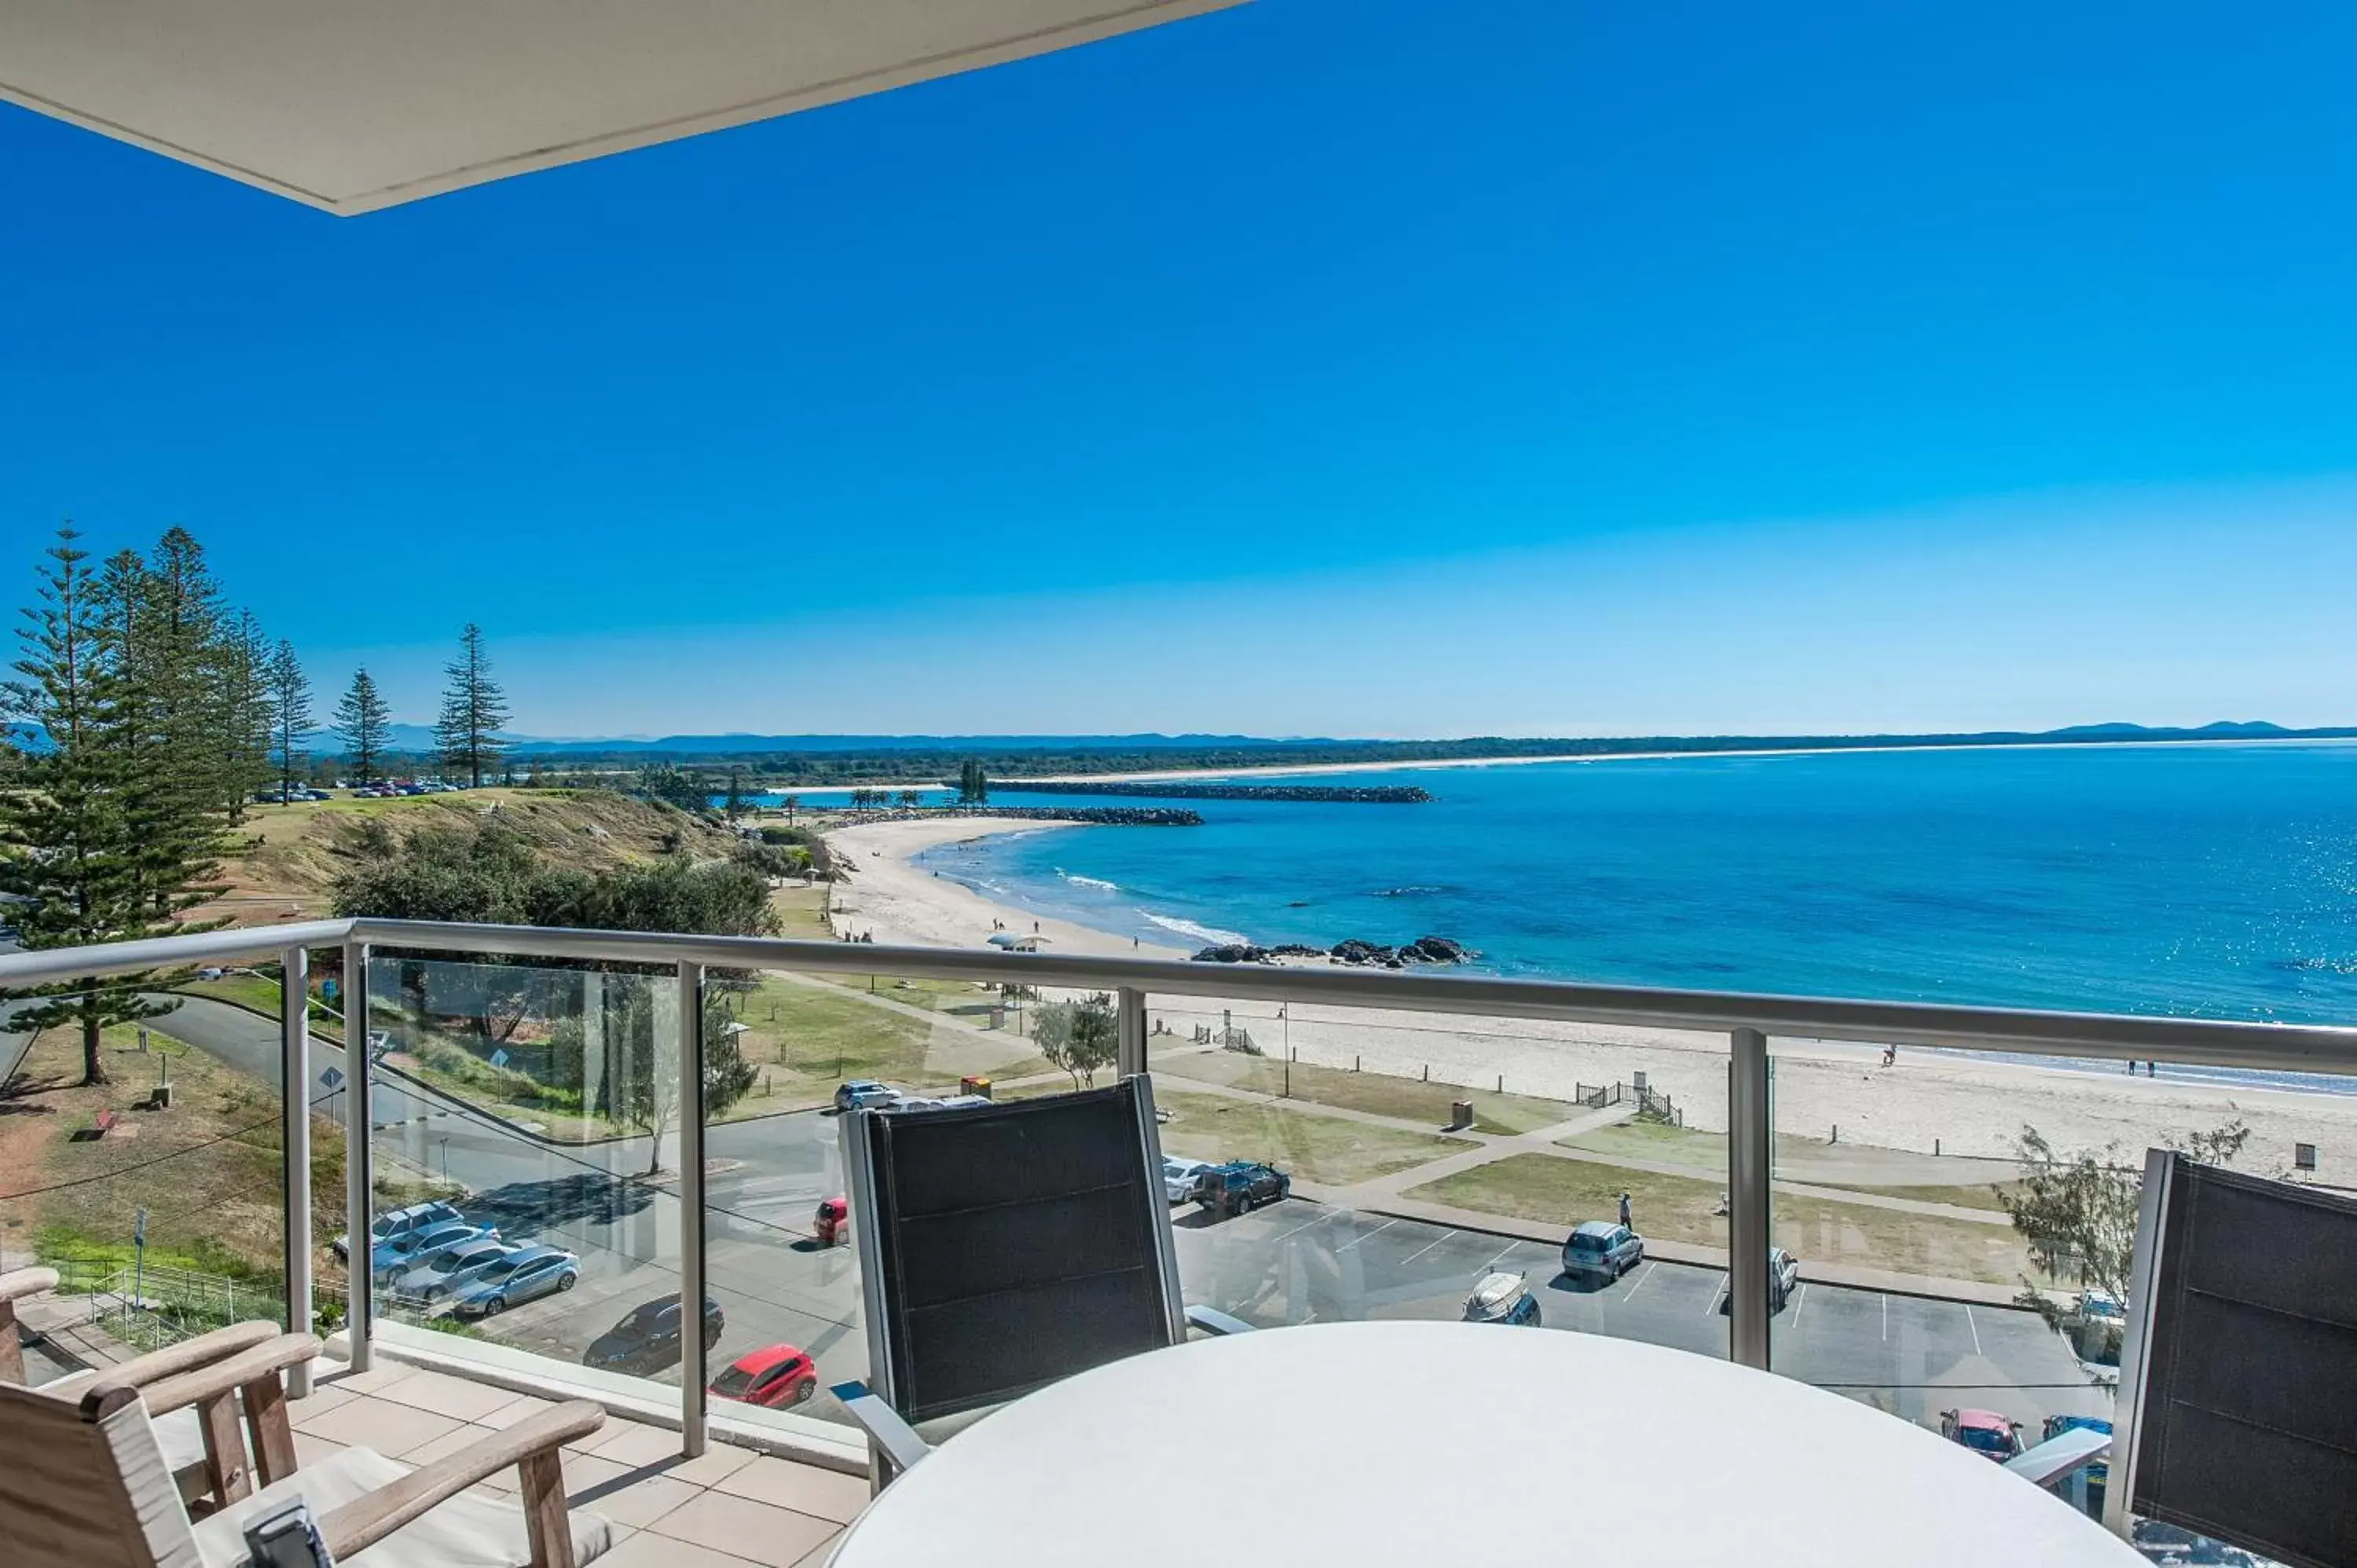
[1940, 1408, 2023, 1460]
[815, 1196, 850, 1247]
[709, 1345, 819, 1410]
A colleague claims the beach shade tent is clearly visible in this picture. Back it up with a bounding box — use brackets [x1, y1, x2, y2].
[0, 1, 1246, 215]
[987, 932, 1050, 951]
[2108, 1151, 2357, 1568]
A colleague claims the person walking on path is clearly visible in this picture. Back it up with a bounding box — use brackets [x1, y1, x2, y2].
[1618, 1192, 1633, 1231]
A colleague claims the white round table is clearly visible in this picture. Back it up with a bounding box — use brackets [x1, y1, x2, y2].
[829, 1321, 2142, 1567]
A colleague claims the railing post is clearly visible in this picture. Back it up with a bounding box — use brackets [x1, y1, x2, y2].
[1116, 987, 1148, 1079]
[677, 960, 708, 1457]
[1728, 1027, 1773, 1371]
[343, 940, 374, 1372]
[279, 946, 313, 1397]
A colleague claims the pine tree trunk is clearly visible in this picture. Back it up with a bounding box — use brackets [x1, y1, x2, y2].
[82, 1011, 109, 1086]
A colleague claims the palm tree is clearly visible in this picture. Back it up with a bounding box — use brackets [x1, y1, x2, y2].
[896, 788, 922, 811]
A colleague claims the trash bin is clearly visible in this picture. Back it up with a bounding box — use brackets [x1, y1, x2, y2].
[962, 1075, 993, 1100]
[1448, 1100, 1474, 1131]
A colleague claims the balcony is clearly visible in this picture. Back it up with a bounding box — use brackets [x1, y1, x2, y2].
[7, 916, 2353, 1562]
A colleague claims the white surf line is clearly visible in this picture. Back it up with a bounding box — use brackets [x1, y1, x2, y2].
[1703, 1277, 1728, 1315]
[1966, 1304, 1983, 1357]
[1332, 1218, 1398, 1254]
[1618, 1260, 1659, 1304]
[1787, 1282, 1809, 1330]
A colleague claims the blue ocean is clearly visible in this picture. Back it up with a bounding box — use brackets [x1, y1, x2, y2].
[926, 744, 2357, 1029]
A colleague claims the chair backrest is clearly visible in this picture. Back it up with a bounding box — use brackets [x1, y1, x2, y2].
[845, 1076, 1186, 1425]
[0, 1380, 200, 1568]
[2110, 1151, 2357, 1568]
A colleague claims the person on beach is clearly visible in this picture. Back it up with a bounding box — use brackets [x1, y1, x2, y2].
[1618, 1192, 1633, 1230]
[1882, 1044, 1897, 1068]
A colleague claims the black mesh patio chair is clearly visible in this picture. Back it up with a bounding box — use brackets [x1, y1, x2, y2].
[830, 1075, 1248, 1487]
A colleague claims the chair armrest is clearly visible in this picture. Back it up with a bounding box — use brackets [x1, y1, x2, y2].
[1185, 1304, 1255, 1337]
[317, 1398, 606, 1562]
[90, 1332, 321, 1419]
[0, 1266, 60, 1303]
[830, 1381, 930, 1475]
[48, 1319, 284, 1398]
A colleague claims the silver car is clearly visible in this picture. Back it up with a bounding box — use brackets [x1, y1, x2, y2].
[1162, 1157, 1215, 1204]
[449, 1245, 581, 1319]
[394, 1237, 517, 1303]
[1560, 1220, 1644, 1283]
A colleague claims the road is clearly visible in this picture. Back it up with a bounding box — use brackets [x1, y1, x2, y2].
[144, 995, 2111, 1440]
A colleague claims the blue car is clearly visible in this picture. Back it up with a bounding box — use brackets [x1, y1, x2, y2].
[448, 1245, 581, 1319]
[371, 1219, 497, 1284]
[834, 1079, 898, 1112]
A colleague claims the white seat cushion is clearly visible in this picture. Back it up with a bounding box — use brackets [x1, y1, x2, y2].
[190, 1445, 613, 1568]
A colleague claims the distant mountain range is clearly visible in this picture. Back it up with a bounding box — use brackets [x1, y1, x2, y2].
[6, 718, 2347, 764]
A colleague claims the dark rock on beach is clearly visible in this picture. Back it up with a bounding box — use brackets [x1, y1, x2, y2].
[1189, 934, 1475, 965]
[1191, 943, 1274, 964]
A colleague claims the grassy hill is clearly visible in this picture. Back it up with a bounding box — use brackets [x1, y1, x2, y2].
[208, 788, 744, 925]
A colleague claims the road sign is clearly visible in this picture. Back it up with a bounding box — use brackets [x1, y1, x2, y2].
[320, 1066, 345, 1091]
[134, 1208, 147, 1247]
[489, 1049, 509, 1069]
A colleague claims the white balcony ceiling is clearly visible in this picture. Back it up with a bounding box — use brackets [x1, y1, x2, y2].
[0, 0, 1243, 216]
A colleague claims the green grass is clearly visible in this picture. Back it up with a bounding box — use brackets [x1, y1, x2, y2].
[170, 974, 346, 1042]
[3, 1022, 347, 1294]
[1556, 1119, 1825, 1169]
[768, 885, 834, 940]
[1154, 1086, 1478, 1186]
[1835, 1181, 2023, 1213]
[1153, 1050, 1578, 1136]
[1406, 1152, 2044, 1285]
[722, 976, 1046, 1096]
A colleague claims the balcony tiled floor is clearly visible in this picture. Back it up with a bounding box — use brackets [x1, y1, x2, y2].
[297, 1362, 859, 1566]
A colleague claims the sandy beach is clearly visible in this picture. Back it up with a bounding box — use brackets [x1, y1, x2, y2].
[824, 818, 2357, 1178]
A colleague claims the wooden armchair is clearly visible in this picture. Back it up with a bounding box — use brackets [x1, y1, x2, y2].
[0, 1263, 60, 1383]
[0, 1265, 309, 1513]
[0, 1346, 614, 1566]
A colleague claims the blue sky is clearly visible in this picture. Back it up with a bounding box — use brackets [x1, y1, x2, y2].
[5, 0, 2355, 739]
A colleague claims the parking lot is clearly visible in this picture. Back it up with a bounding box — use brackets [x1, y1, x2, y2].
[1176, 1203, 2113, 1434]
[435, 1158, 2106, 1442]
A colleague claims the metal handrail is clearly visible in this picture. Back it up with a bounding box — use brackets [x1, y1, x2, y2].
[9, 914, 2357, 1074]
[10, 908, 2351, 1499]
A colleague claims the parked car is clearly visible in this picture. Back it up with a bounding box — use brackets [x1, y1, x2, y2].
[448, 1245, 581, 1319]
[1162, 1157, 1215, 1205]
[1715, 1246, 1800, 1313]
[584, 1296, 725, 1376]
[371, 1219, 497, 1284]
[709, 1344, 819, 1410]
[334, 1199, 464, 1261]
[814, 1196, 851, 1246]
[1560, 1220, 1644, 1283]
[833, 1079, 897, 1113]
[1941, 1408, 2025, 1460]
[1461, 1270, 1542, 1326]
[391, 1236, 515, 1302]
[1196, 1160, 1292, 1218]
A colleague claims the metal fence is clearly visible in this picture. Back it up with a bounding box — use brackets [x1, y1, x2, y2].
[9, 914, 2357, 1438]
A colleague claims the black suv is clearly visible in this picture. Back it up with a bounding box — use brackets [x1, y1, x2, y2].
[1196, 1160, 1292, 1218]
